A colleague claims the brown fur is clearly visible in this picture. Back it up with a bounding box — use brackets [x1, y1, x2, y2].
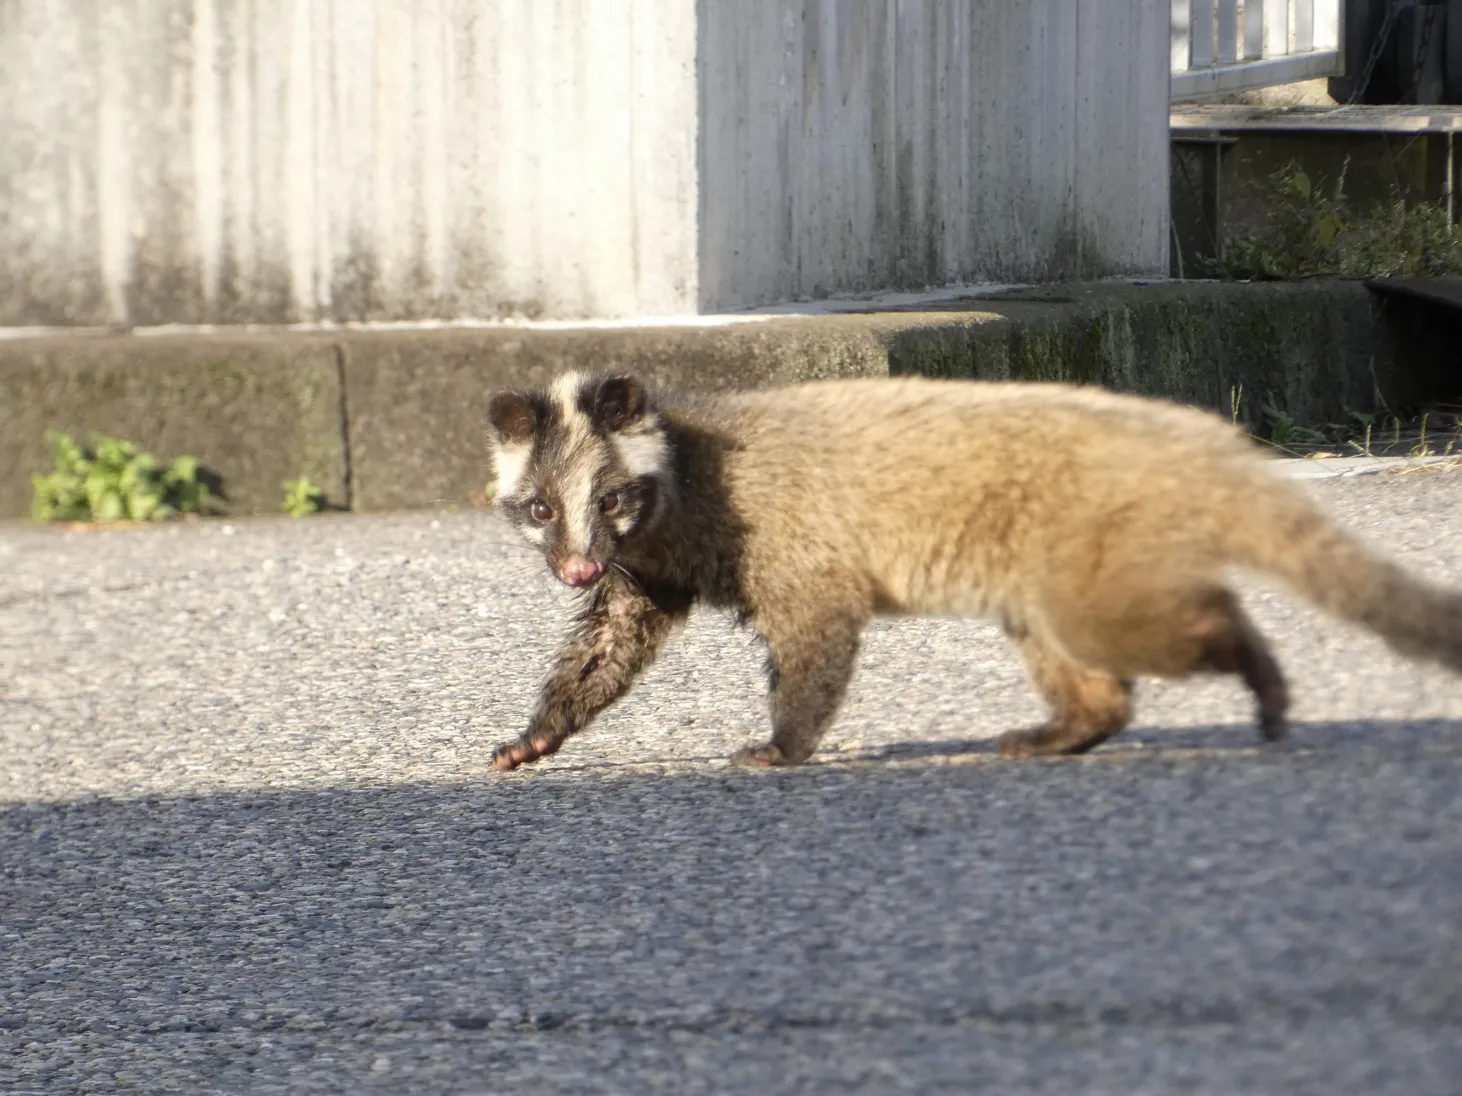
[488, 374, 1462, 770]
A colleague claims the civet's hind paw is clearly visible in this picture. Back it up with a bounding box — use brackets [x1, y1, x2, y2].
[491, 735, 560, 771]
[994, 728, 1038, 759]
[729, 742, 793, 767]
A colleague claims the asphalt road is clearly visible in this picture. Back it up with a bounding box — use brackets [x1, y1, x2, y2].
[3, 467, 1462, 1094]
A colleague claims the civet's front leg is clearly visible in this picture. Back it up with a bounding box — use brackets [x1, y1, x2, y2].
[491, 572, 689, 771]
[732, 601, 869, 767]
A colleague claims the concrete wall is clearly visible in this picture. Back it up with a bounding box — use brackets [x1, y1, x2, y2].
[698, 0, 1172, 309]
[0, 1, 1169, 325]
[0, 0, 700, 326]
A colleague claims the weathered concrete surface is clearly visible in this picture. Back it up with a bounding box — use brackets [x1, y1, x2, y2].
[2, 470, 1461, 1092]
[0, 280, 1432, 519]
[696, 0, 1169, 309]
[898, 280, 1401, 416]
[0, 0, 701, 325]
[0, 335, 347, 519]
[0, 0, 1167, 325]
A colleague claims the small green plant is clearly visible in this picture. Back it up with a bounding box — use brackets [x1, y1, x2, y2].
[1346, 410, 1376, 457]
[1210, 161, 1462, 280]
[1229, 383, 1244, 425]
[31, 431, 209, 523]
[1260, 399, 1329, 449]
[1224, 399, 1462, 460]
[281, 475, 324, 517]
[1411, 412, 1432, 458]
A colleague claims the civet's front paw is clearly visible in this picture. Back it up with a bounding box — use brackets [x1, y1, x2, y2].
[491, 735, 560, 772]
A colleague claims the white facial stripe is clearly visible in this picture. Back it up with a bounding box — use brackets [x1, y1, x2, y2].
[549, 371, 590, 424]
[491, 441, 532, 499]
[557, 446, 599, 555]
[550, 374, 596, 455]
[610, 427, 668, 480]
[547, 374, 601, 555]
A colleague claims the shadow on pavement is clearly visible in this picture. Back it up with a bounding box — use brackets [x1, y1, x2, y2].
[851, 717, 1462, 764]
[4, 718, 1461, 1093]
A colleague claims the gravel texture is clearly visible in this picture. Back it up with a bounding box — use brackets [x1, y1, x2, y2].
[3, 468, 1461, 1094]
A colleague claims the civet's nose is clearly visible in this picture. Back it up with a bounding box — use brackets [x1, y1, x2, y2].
[557, 555, 604, 587]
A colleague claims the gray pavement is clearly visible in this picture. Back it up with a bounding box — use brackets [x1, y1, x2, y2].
[3, 467, 1462, 1094]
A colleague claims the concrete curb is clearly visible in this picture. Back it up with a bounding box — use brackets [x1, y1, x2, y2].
[1273, 454, 1462, 479]
[0, 334, 346, 520]
[0, 279, 1419, 519]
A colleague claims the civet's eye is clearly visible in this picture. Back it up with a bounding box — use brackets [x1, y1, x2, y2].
[600, 491, 621, 515]
[529, 499, 555, 522]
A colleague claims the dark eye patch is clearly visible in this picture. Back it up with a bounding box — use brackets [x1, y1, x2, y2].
[619, 477, 659, 526]
[502, 488, 559, 528]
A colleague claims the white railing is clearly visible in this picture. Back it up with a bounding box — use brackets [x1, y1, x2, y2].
[1171, 0, 1344, 100]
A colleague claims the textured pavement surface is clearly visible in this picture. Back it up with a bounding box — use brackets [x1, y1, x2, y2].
[3, 467, 1462, 1094]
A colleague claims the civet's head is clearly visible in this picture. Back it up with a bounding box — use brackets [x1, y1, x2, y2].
[488, 372, 675, 587]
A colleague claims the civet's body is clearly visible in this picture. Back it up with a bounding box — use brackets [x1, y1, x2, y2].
[486, 373, 1462, 770]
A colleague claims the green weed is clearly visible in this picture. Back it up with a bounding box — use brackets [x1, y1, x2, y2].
[1346, 410, 1376, 457]
[31, 431, 210, 523]
[1411, 412, 1432, 458]
[281, 476, 324, 517]
[1210, 161, 1462, 280]
[1260, 399, 1329, 449]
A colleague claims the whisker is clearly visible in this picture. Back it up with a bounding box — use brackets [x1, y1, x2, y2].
[481, 541, 541, 558]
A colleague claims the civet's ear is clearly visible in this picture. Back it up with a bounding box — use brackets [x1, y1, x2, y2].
[488, 390, 537, 445]
[589, 374, 650, 434]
